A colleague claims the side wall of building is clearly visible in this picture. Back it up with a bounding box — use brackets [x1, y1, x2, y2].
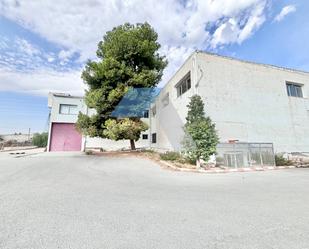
[197, 52, 309, 152]
[151, 52, 309, 153]
[149, 54, 197, 151]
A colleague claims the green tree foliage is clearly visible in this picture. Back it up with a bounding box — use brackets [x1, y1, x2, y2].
[103, 118, 148, 150]
[182, 95, 219, 168]
[275, 155, 293, 166]
[32, 132, 48, 148]
[76, 22, 167, 149]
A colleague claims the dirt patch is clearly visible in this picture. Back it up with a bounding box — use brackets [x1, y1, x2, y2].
[90, 150, 199, 171]
[89, 150, 182, 171]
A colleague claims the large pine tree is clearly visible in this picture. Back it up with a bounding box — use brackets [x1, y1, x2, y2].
[76, 23, 167, 150]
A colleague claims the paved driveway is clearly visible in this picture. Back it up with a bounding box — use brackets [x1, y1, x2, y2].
[0, 153, 308, 249]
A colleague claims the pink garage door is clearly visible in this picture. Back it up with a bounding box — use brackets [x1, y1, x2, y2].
[49, 123, 82, 151]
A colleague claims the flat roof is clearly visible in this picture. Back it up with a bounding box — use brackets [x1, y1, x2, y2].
[50, 92, 83, 99]
[197, 50, 309, 75]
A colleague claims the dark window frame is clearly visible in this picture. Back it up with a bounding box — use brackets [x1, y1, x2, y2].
[142, 134, 148, 140]
[286, 82, 303, 98]
[143, 110, 149, 118]
[176, 72, 191, 97]
[59, 104, 78, 115]
[152, 133, 157, 143]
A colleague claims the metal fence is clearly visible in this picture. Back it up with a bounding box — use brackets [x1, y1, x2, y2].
[216, 143, 275, 168]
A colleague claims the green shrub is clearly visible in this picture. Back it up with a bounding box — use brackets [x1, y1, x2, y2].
[32, 132, 48, 147]
[182, 95, 219, 168]
[177, 156, 196, 165]
[85, 150, 94, 155]
[160, 151, 181, 161]
[275, 155, 293, 166]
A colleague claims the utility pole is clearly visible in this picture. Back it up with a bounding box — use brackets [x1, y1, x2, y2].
[28, 128, 31, 142]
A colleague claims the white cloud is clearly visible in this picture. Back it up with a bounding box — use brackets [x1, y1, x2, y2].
[58, 49, 75, 61]
[212, 19, 240, 46]
[0, 67, 84, 96]
[211, 1, 266, 46]
[0, 0, 270, 94]
[16, 38, 41, 56]
[159, 45, 195, 86]
[47, 56, 55, 63]
[274, 5, 296, 22]
[238, 2, 266, 43]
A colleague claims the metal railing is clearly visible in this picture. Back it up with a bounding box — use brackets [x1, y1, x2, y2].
[216, 143, 275, 168]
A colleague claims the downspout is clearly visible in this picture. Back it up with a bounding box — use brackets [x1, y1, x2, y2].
[194, 56, 204, 95]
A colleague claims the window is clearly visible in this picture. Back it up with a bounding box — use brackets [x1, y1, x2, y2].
[142, 134, 148, 140]
[143, 110, 149, 118]
[176, 72, 191, 97]
[59, 104, 78, 115]
[152, 133, 157, 143]
[286, 82, 303, 98]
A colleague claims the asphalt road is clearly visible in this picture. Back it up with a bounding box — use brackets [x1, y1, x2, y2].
[0, 153, 308, 249]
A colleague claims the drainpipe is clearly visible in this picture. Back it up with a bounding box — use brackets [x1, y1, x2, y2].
[195, 64, 204, 96]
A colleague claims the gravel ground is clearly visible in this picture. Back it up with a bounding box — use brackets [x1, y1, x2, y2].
[0, 153, 308, 249]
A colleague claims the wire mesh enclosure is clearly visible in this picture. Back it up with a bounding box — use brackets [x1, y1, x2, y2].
[216, 143, 275, 168]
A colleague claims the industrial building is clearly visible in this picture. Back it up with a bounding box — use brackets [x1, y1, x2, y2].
[47, 51, 309, 156]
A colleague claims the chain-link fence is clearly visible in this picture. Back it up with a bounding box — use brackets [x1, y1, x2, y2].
[216, 143, 275, 168]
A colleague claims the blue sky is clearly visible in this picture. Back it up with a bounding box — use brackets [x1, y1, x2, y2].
[0, 0, 307, 134]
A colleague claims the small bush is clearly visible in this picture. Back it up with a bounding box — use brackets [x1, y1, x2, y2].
[85, 150, 93, 155]
[275, 155, 293, 166]
[160, 151, 181, 161]
[32, 132, 48, 147]
[176, 156, 196, 165]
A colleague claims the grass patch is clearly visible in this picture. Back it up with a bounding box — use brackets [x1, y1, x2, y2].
[160, 151, 181, 161]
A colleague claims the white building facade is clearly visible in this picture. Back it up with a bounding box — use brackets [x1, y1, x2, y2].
[149, 51, 309, 153]
[47, 93, 150, 152]
[47, 52, 309, 153]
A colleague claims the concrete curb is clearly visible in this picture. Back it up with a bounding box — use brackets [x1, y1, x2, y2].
[159, 160, 296, 174]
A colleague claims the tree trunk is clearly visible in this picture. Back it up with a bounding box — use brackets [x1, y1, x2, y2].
[130, 139, 136, 150]
[196, 157, 201, 169]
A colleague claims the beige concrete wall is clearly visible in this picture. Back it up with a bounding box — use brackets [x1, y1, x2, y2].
[85, 136, 149, 151]
[151, 52, 309, 153]
[149, 53, 197, 151]
[197, 52, 309, 152]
